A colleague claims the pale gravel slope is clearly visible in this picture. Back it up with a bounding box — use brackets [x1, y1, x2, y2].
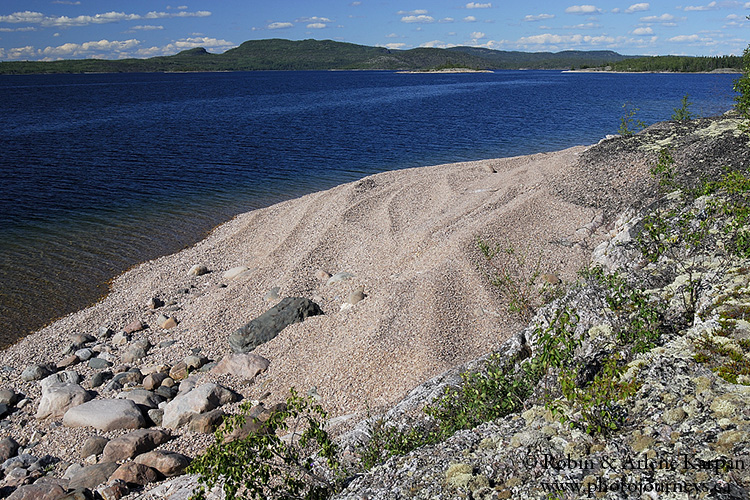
[0, 145, 616, 462]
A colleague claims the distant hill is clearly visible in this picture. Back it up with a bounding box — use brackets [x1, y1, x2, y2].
[0, 38, 733, 75]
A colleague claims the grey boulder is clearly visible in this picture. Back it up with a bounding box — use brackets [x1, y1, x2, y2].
[63, 399, 145, 431]
[228, 297, 323, 353]
[161, 383, 239, 429]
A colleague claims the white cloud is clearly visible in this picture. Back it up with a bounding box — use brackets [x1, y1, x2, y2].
[36, 38, 141, 59]
[384, 42, 406, 49]
[516, 33, 615, 47]
[640, 13, 677, 23]
[52, 1, 81, 4]
[307, 23, 327, 29]
[130, 36, 234, 58]
[401, 15, 435, 23]
[164, 36, 234, 51]
[470, 31, 486, 39]
[668, 34, 702, 42]
[632, 26, 654, 34]
[267, 22, 293, 29]
[420, 40, 456, 48]
[625, 3, 650, 13]
[440, 17, 455, 22]
[466, 2, 492, 8]
[296, 16, 333, 23]
[0, 26, 36, 32]
[682, 1, 718, 11]
[0, 10, 211, 27]
[386, 33, 399, 38]
[565, 22, 601, 29]
[564, 5, 602, 14]
[397, 10, 428, 15]
[464, 16, 477, 22]
[130, 25, 164, 31]
[524, 14, 555, 21]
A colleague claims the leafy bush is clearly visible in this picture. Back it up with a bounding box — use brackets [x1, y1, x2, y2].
[189, 389, 344, 500]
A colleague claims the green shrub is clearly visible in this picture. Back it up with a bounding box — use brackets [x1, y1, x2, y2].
[618, 102, 646, 136]
[671, 94, 695, 122]
[734, 45, 750, 134]
[477, 237, 559, 322]
[189, 388, 344, 500]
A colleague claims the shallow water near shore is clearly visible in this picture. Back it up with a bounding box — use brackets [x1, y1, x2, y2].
[0, 69, 738, 348]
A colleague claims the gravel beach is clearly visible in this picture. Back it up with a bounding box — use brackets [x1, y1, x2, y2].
[0, 138, 660, 495]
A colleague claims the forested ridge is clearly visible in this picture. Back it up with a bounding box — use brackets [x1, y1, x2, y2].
[0, 38, 741, 74]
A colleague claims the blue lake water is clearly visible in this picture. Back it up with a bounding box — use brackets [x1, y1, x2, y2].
[0, 69, 739, 347]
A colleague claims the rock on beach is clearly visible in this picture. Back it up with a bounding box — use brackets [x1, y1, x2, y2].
[62, 399, 146, 431]
[228, 297, 323, 353]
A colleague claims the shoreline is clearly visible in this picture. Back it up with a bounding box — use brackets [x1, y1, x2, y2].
[4, 122, 700, 496]
[0, 144, 617, 454]
[0, 114, 745, 498]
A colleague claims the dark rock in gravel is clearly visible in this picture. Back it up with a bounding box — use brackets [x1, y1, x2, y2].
[87, 357, 112, 370]
[80, 436, 108, 459]
[103, 370, 143, 392]
[89, 370, 113, 388]
[148, 297, 165, 309]
[118, 389, 164, 409]
[2, 453, 38, 472]
[123, 319, 146, 334]
[70, 333, 96, 347]
[96, 479, 128, 500]
[142, 372, 168, 391]
[228, 297, 323, 353]
[154, 385, 176, 400]
[146, 408, 163, 426]
[0, 389, 20, 406]
[109, 462, 160, 486]
[20, 364, 54, 382]
[59, 488, 95, 500]
[210, 353, 270, 381]
[56, 355, 80, 370]
[67, 462, 119, 490]
[101, 429, 171, 463]
[134, 450, 190, 477]
[0, 437, 19, 462]
[187, 408, 225, 434]
[5, 483, 66, 500]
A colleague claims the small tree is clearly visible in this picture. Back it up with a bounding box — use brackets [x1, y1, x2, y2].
[618, 102, 646, 136]
[733, 44, 750, 134]
[672, 94, 695, 122]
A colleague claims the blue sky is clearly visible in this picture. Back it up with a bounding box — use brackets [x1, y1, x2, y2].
[1, 1, 749, 61]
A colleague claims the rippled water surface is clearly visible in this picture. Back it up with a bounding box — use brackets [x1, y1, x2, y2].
[0, 70, 738, 347]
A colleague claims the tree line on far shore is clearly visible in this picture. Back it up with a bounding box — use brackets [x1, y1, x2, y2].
[592, 55, 742, 73]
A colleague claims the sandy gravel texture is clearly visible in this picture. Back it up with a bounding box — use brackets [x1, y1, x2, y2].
[0, 144, 620, 465]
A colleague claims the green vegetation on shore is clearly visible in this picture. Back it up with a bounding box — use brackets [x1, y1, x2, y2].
[595, 54, 742, 73]
[0, 38, 639, 75]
